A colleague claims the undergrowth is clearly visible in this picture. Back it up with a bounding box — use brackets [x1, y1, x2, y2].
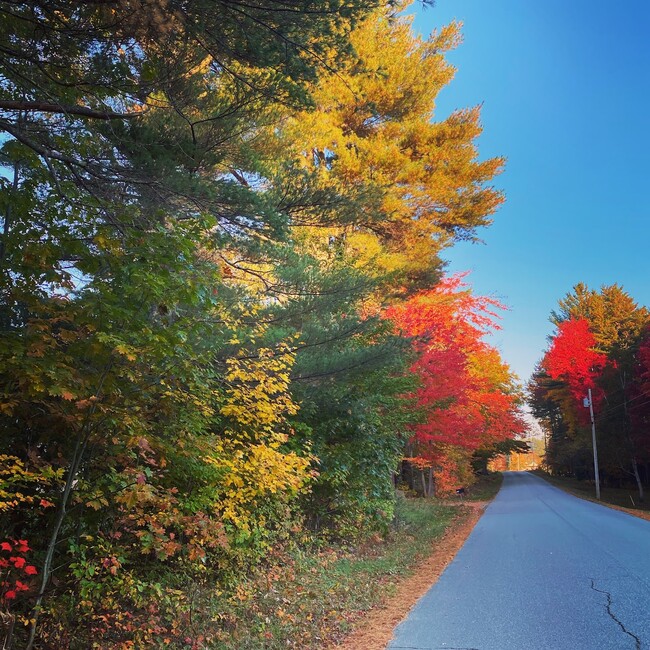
[198, 497, 458, 649]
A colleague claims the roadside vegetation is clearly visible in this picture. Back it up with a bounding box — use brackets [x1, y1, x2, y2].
[454, 472, 504, 502]
[529, 284, 650, 504]
[202, 472, 503, 650]
[205, 496, 458, 649]
[0, 2, 522, 647]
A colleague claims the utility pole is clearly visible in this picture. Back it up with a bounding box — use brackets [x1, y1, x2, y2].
[584, 388, 601, 500]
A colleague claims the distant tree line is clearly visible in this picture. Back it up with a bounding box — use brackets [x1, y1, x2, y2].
[529, 283, 650, 500]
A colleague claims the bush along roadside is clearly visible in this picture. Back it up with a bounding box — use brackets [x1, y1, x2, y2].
[533, 470, 650, 519]
[188, 496, 459, 649]
[202, 474, 503, 650]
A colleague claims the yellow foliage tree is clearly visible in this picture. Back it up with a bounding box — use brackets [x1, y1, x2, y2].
[211, 337, 312, 535]
[273, 4, 505, 290]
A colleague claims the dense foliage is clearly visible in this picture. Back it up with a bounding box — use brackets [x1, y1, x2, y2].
[387, 275, 526, 494]
[0, 1, 521, 646]
[529, 283, 650, 499]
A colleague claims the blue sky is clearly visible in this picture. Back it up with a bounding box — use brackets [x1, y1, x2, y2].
[412, 0, 650, 384]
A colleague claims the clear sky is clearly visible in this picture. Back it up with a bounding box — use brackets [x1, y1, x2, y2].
[412, 0, 650, 385]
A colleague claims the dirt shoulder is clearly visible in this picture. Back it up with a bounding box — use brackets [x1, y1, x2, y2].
[332, 501, 488, 650]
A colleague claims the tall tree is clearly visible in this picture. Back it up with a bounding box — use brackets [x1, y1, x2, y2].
[0, 2, 386, 645]
[387, 275, 526, 494]
[544, 318, 607, 418]
[534, 284, 650, 496]
[528, 365, 578, 475]
[270, 5, 505, 292]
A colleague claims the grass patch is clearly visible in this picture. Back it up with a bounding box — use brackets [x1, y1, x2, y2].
[533, 470, 650, 512]
[429, 471, 504, 504]
[198, 498, 459, 649]
[464, 472, 504, 501]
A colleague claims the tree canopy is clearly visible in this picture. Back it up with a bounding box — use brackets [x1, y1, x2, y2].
[530, 283, 650, 499]
[0, 3, 521, 646]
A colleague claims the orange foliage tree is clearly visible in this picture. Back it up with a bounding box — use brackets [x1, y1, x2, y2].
[386, 275, 526, 494]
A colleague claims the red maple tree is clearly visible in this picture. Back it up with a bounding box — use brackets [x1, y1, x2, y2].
[544, 318, 607, 423]
[386, 274, 525, 492]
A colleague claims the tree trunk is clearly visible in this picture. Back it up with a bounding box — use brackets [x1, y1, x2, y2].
[26, 431, 87, 650]
[0, 159, 19, 279]
[1, 612, 16, 650]
[26, 364, 111, 650]
[632, 457, 644, 502]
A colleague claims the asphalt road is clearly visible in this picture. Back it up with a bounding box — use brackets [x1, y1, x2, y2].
[388, 471, 650, 650]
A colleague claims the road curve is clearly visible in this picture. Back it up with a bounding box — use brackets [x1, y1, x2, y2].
[388, 471, 650, 650]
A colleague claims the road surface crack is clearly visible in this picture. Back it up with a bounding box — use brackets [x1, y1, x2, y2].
[590, 579, 641, 649]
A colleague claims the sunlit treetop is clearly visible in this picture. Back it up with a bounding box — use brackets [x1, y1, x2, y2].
[543, 317, 607, 406]
[274, 6, 505, 290]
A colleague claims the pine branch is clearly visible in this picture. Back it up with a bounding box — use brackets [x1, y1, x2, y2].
[0, 100, 146, 120]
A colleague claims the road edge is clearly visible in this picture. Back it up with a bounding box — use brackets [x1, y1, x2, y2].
[332, 501, 489, 650]
[535, 471, 650, 523]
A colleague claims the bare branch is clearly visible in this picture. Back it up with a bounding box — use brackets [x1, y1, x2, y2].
[0, 100, 147, 120]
